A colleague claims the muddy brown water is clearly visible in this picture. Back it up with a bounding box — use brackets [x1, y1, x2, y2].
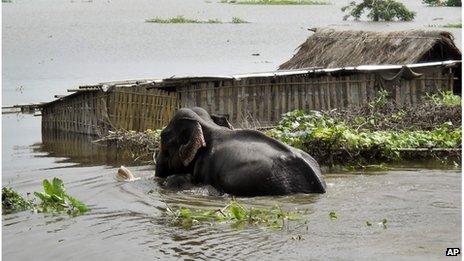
[3, 0, 462, 260]
[2, 114, 461, 260]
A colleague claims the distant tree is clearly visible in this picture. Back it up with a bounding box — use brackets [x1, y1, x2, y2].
[342, 0, 416, 21]
[423, 0, 461, 6]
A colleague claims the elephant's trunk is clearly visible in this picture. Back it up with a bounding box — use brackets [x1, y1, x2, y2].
[155, 154, 170, 178]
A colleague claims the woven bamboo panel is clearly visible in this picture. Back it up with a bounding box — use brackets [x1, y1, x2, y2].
[42, 87, 178, 136]
[174, 68, 453, 128]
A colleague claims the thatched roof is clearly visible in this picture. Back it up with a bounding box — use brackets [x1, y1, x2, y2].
[279, 28, 462, 70]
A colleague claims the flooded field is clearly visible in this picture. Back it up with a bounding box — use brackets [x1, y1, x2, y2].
[2, 0, 462, 260]
[2, 0, 462, 106]
[2, 114, 461, 260]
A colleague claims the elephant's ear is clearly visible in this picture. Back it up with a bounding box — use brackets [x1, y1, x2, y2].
[179, 121, 206, 166]
[210, 114, 234, 130]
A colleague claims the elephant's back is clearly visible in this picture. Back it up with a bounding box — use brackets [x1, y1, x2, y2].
[207, 138, 322, 195]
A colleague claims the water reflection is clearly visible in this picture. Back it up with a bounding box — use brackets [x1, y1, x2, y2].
[32, 130, 149, 167]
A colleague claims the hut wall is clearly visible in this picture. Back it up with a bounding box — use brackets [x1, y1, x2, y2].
[107, 85, 177, 132]
[176, 67, 454, 128]
[42, 91, 106, 136]
[42, 86, 177, 136]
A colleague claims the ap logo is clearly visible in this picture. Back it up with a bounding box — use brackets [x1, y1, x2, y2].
[446, 248, 460, 256]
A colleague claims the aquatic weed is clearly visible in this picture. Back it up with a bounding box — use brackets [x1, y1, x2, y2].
[34, 178, 89, 216]
[266, 91, 462, 166]
[2, 187, 33, 214]
[166, 200, 301, 229]
[145, 16, 249, 24]
[329, 211, 337, 220]
[2, 178, 89, 216]
[231, 17, 249, 23]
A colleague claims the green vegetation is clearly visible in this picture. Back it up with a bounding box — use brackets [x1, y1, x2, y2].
[441, 23, 462, 28]
[423, 0, 461, 6]
[166, 200, 301, 229]
[231, 17, 249, 24]
[329, 211, 337, 220]
[427, 91, 462, 106]
[268, 111, 461, 165]
[2, 187, 33, 214]
[342, 0, 416, 21]
[34, 178, 89, 215]
[220, 0, 330, 5]
[145, 16, 197, 24]
[381, 218, 388, 229]
[2, 178, 89, 216]
[429, 22, 462, 28]
[267, 90, 461, 166]
[145, 16, 248, 24]
[291, 234, 305, 240]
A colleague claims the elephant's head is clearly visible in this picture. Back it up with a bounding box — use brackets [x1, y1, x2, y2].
[155, 108, 211, 178]
[191, 107, 233, 130]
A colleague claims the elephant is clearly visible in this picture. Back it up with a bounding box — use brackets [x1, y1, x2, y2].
[154, 107, 326, 196]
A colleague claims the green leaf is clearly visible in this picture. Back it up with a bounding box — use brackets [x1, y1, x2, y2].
[50, 194, 64, 203]
[329, 211, 337, 220]
[51, 178, 65, 197]
[34, 191, 51, 202]
[33, 178, 90, 216]
[229, 202, 246, 220]
[66, 196, 89, 213]
[42, 179, 53, 195]
[179, 208, 191, 219]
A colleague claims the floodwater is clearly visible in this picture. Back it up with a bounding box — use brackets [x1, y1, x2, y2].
[2, 0, 462, 260]
[2, 0, 462, 106]
[2, 114, 461, 260]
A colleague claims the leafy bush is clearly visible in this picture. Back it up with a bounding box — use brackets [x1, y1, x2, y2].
[423, 0, 461, 6]
[342, 0, 416, 21]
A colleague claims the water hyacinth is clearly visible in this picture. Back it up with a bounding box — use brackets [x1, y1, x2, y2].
[267, 109, 461, 165]
[165, 200, 301, 229]
[2, 178, 90, 216]
[34, 178, 89, 215]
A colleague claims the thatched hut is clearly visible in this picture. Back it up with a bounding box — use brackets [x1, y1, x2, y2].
[279, 28, 461, 69]
[279, 28, 461, 95]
